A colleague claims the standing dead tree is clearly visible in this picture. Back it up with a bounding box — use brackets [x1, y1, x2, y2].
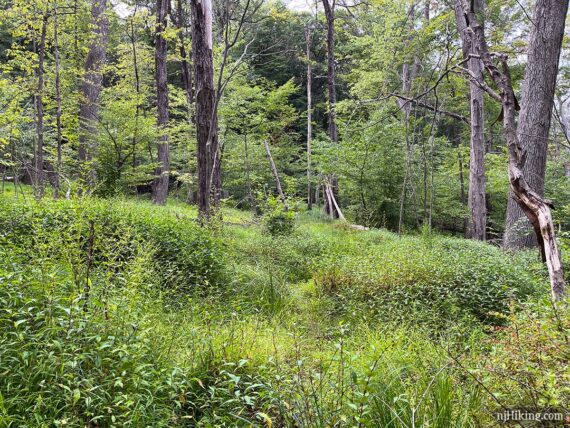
[459, 0, 565, 300]
[454, 0, 486, 241]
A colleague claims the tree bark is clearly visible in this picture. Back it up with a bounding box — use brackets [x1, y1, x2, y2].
[243, 132, 254, 210]
[464, 0, 565, 300]
[321, 0, 340, 218]
[53, 3, 63, 199]
[504, 0, 569, 249]
[78, 0, 108, 192]
[263, 139, 287, 208]
[129, 13, 140, 173]
[454, 0, 486, 241]
[191, 0, 217, 219]
[33, 14, 48, 199]
[458, 151, 468, 236]
[152, 0, 170, 205]
[305, 24, 313, 211]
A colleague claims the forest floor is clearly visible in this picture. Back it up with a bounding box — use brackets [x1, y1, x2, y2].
[0, 187, 567, 427]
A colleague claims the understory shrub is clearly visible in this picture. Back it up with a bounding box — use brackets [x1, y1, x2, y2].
[0, 196, 224, 291]
[313, 232, 545, 326]
[472, 297, 570, 413]
[261, 196, 296, 236]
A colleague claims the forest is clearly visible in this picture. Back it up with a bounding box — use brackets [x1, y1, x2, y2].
[0, 0, 569, 425]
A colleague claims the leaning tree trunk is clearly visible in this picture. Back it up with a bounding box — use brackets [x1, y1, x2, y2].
[464, 1, 565, 301]
[454, 0, 486, 241]
[504, 0, 569, 249]
[191, 0, 217, 219]
[78, 0, 108, 192]
[152, 0, 170, 205]
[263, 139, 287, 209]
[321, 0, 340, 218]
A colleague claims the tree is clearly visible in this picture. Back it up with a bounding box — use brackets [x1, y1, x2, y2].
[152, 0, 170, 205]
[461, 0, 565, 300]
[78, 0, 108, 191]
[263, 138, 287, 207]
[33, 13, 48, 199]
[504, 0, 569, 249]
[305, 23, 313, 210]
[53, 1, 63, 198]
[321, 0, 341, 218]
[454, 0, 486, 240]
[191, 0, 217, 219]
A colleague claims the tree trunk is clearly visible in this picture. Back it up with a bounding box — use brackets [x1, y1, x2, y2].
[322, 0, 337, 144]
[454, 0, 486, 241]
[211, 142, 222, 205]
[191, 0, 217, 219]
[34, 15, 48, 199]
[504, 0, 569, 249]
[129, 14, 140, 174]
[263, 139, 287, 208]
[152, 0, 170, 205]
[321, 0, 340, 218]
[53, 4, 63, 199]
[243, 132, 254, 210]
[305, 24, 313, 211]
[324, 181, 345, 221]
[458, 151, 468, 236]
[465, 1, 565, 301]
[78, 0, 108, 192]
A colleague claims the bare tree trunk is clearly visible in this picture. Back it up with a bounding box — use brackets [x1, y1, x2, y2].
[322, 0, 340, 218]
[191, 0, 217, 219]
[53, 3, 63, 199]
[504, 0, 569, 249]
[211, 143, 222, 205]
[324, 181, 345, 220]
[464, 1, 565, 300]
[34, 14, 48, 199]
[243, 132, 254, 210]
[458, 151, 468, 236]
[454, 0, 486, 240]
[78, 0, 108, 192]
[305, 24, 313, 211]
[152, 0, 170, 205]
[129, 12, 141, 174]
[263, 139, 287, 208]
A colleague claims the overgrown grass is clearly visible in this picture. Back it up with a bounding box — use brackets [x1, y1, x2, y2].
[0, 193, 564, 427]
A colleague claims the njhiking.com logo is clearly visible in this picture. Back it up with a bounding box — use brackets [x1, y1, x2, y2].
[494, 408, 570, 425]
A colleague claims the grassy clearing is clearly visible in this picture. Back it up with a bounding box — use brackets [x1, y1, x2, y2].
[0, 193, 566, 427]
